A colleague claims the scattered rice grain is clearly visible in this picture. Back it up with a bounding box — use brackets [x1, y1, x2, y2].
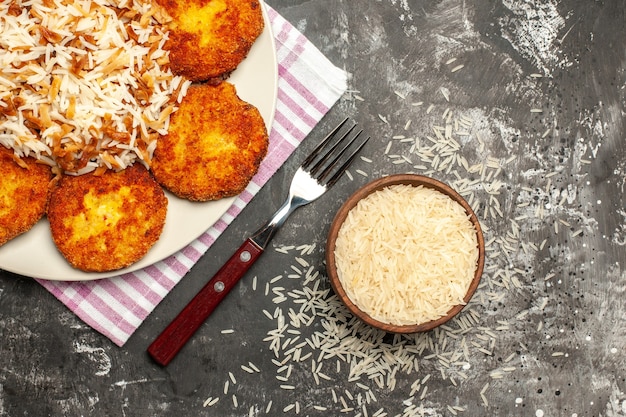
[451, 64, 464, 73]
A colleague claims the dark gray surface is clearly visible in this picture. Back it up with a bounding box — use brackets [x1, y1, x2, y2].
[1, 1, 625, 416]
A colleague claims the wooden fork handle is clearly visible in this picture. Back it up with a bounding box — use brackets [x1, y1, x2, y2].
[147, 239, 263, 366]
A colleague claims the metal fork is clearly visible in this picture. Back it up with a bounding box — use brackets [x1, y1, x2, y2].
[148, 118, 368, 366]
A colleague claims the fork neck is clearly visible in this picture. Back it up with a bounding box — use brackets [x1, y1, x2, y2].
[249, 193, 308, 249]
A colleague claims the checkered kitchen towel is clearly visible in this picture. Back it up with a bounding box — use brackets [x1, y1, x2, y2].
[38, 6, 348, 346]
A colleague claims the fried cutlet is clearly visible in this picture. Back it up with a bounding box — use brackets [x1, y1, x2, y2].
[0, 147, 53, 246]
[47, 164, 167, 272]
[155, 0, 264, 81]
[151, 82, 268, 201]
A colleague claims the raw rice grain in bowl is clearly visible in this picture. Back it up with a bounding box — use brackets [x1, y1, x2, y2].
[325, 174, 485, 333]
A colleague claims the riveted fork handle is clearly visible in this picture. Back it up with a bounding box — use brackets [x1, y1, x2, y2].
[147, 239, 263, 366]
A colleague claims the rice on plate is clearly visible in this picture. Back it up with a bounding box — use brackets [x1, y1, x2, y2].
[0, 0, 190, 175]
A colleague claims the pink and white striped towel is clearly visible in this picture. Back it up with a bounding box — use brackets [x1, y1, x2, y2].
[37, 7, 348, 347]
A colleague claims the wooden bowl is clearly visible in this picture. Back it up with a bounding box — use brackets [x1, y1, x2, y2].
[325, 174, 485, 333]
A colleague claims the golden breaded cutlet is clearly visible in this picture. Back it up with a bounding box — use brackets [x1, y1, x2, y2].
[155, 0, 264, 81]
[0, 147, 53, 246]
[47, 164, 167, 272]
[151, 82, 268, 201]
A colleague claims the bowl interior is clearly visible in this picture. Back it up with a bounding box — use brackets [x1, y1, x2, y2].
[325, 174, 485, 333]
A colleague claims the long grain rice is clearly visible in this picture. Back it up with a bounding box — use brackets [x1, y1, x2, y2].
[334, 184, 479, 326]
[0, 0, 190, 174]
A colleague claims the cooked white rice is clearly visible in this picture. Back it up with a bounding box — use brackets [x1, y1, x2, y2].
[0, 0, 191, 174]
[334, 184, 479, 326]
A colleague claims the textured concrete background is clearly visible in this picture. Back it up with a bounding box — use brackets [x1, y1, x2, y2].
[1, 1, 624, 416]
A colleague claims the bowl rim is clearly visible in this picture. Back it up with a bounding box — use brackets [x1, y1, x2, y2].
[325, 173, 486, 334]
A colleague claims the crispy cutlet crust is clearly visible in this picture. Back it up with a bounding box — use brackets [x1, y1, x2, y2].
[151, 82, 268, 201]
[0, 147, 53, 246]
[47, 164, 167, 272]
[155, 0, 264, 81]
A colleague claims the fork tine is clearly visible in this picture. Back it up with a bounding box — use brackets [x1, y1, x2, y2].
[315, 128, 363, 182]
[322, 132, 369, 187]
[300, 117, 349, 170]
[301, 117, 369, 187]
[307, 124, 358, 178]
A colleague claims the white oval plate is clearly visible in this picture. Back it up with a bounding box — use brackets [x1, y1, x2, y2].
[0, 3, 278, 281]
